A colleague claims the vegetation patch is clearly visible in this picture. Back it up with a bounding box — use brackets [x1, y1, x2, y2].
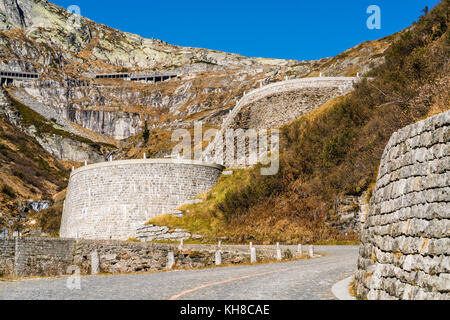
[29, 202, 63, 236]
[1, 185, 16, 199]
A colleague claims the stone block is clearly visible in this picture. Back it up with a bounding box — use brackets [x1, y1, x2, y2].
[356, 110, 450, 300]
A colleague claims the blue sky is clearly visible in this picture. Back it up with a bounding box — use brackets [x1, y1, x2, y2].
[52, 0, 441, 61]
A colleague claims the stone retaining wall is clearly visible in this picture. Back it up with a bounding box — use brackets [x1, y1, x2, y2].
[0, 238, 15, 276]
[355, 110, 450, 300]
[237, 77, 357, 109]
[73, 241, 280, 274]
[60, 159, 223, 240]
[231, 86, 349, 132]
[203, 77, 359, 166]
[0, 238, 75, 277]
[0, 238, 298, 277]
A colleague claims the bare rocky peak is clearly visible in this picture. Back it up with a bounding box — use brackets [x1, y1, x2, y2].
[0, 0, 299, 74]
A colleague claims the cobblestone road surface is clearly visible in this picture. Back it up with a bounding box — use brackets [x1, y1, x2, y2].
[0, 245, 358, 300]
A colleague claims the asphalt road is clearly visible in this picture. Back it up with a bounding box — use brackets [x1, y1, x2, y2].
[0, 245, 359, 300]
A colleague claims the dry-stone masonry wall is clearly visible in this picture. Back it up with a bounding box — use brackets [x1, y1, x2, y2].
[231, 87, 349, 132]
[355, 110, 450, 300]
[236, 77, 358, 113]
[0, 238, 297, 277]
[0, 238, 15, 276]
[73, 241, 287, 274]
[60, 159, 223, 240]
[203, 77, 359, 167]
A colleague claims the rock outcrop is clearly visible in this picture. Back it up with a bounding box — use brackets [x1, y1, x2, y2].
[355, 110, 450, 300]
[0, 87, 106, 162]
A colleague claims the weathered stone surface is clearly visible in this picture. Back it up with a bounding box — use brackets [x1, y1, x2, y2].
[91, 250, 100, 275]
[355, 110, 450, 300]
[203, 77, 360, 168]
[136, 224, 191, 242]
[60, 159, 223, 240]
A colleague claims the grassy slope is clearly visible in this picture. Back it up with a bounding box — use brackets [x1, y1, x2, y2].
[150, 1, 450, 244]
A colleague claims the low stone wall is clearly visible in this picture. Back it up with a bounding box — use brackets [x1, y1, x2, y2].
[73, 241, 259, 274]
[355, 110, 450, 300]
[0, 238, 15, 276]
[0, 238, 75, 277]
[0, 238, 298, 277]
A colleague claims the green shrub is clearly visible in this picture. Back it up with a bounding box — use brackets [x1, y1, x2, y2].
[34, 204, 62, 235]
[12, 170, 24, 179]
[284, 249, 293, 259]
[143, 120, 150, 144]
[1, 185, 16, 199]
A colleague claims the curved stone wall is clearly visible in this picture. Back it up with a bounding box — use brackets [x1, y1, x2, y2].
[203, 77, 359, 162]
[238, 77, 358, 109]
[231, 86, 348, 132]
[60, 159, 224, 240]
[355, 110, 450, 300]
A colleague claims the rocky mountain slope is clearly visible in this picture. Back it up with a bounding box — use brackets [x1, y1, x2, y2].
[0, 0, 393, 140]
[0, 0, 396, 235]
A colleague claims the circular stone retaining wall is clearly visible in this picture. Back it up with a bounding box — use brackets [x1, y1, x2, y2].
[60, 159, 224, 240]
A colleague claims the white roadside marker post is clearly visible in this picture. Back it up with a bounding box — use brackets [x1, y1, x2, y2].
[309, 245, 314, 258]
[276, 243, 282, 261]
[167, 251, 175, 270]
[91, 251, 100, 275]
[215, 250, 222, 266]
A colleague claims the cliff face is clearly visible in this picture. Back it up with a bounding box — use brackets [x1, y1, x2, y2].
[355, 110, 450, 300]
